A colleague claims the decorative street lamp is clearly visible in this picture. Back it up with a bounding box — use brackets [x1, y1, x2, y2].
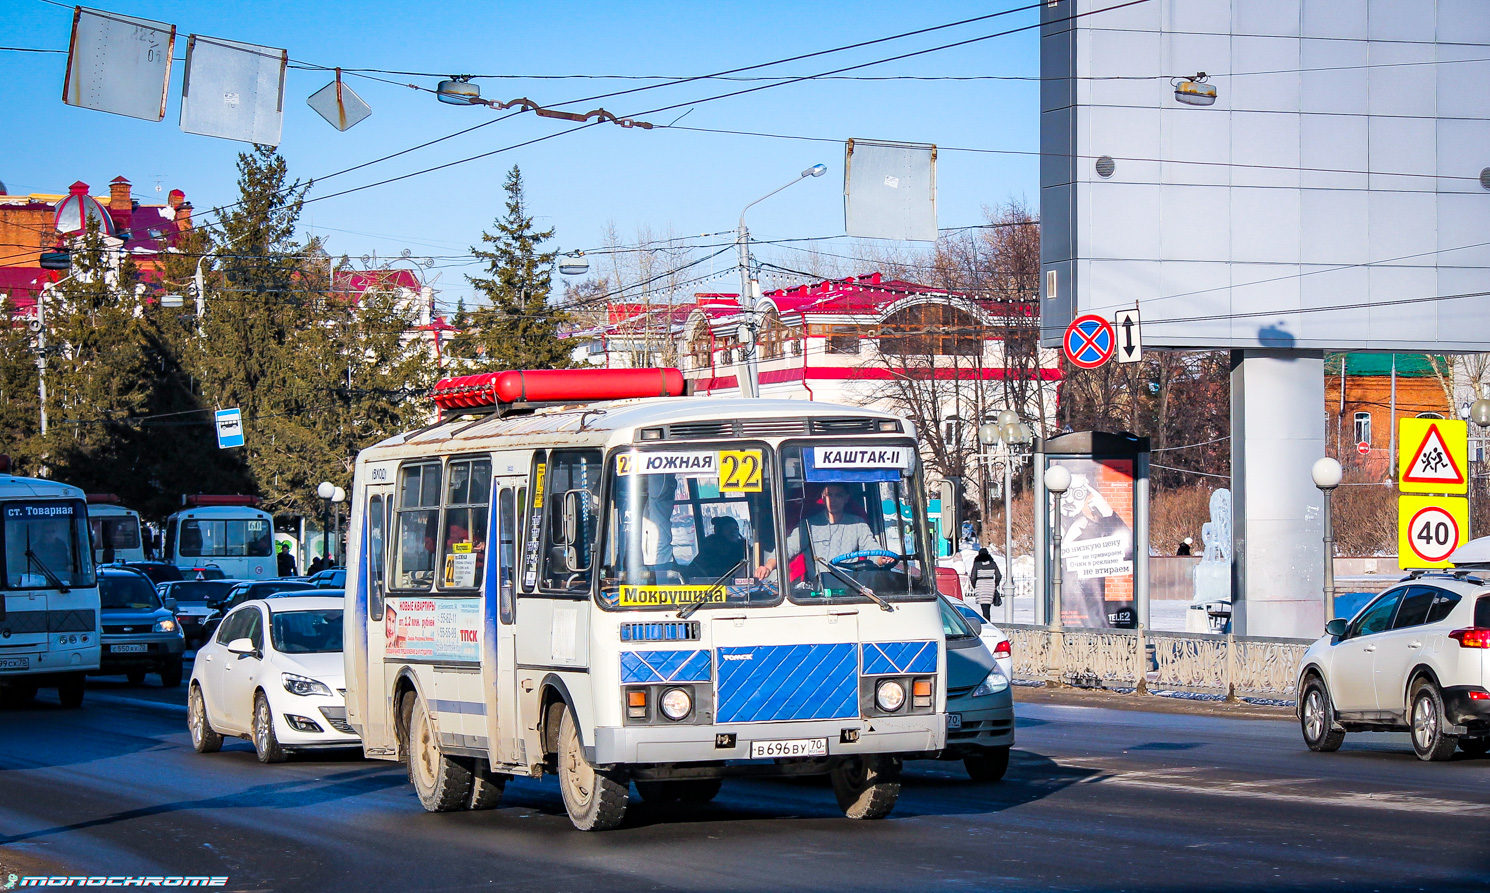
[1045, 463, 1072, 687]
[1311, 457, 1343, 621]
[316, 481, 336, 567]
[980, 412, 1035, 623]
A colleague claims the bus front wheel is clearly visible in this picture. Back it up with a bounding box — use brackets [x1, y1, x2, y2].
[831, 755, 901, 820]
[556, 708, 628, 831]
[407, 696, 472, 812]
[57, 674, 85, 709]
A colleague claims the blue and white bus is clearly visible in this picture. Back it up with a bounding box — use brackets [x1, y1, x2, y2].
[163, 496, 276, 580]
[342, 369, 946, 830]
[0, 463, 100, 707]
[86, 494, 147, 565]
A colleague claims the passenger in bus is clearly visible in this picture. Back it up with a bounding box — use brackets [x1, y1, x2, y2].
[690, 515, 746, 579]
[754, 482, 890, 581]
[618, 472, 681, 582]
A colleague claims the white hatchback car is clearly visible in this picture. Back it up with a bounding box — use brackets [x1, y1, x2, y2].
[1296, 572, 1489, 761]
[187, 595, 359, 761]
[949, 599, 1013, 680]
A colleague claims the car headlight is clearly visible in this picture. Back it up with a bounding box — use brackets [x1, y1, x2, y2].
[282, 673, 333, 697]
[972, 665, 1009, 697]
[659, 687, 693, 721]
[154, 619, 178, 633]
[875, 679, 906, 712]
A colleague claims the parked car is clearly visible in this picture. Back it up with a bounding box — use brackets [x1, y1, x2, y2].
[188, 595, 359, 761]
[200, 580, 320, 640]
[95, 567, 186, 686]
[305, 568, 346, 590]
[938, 595, 1014, 781]
[156, 579, 243, 649]
[1296, 571, 1490, 761]
[114, 561, 184, 585]
[950, 600, 1013, 680]
[183, 566, 228, 581]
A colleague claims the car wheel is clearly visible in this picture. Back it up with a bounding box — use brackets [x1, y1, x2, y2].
[252, 692, 288, 763]
[1458, 737, 1489, 758]
[406, 696, 473, 812]
[1410, 682, 1458, 762]
[188, 684, 223, 754]
[556, 708, 629, 831]
[830, 755, 901, 820]
[126, 669, 147, 686]
[964, 746, 1011, 782]
[468, 765, 508, 810]
[159, 659, 184, 688]
[56, 674, 85, 709]
[635, 779, 722, 804]
[1299, 677, 1346, 753]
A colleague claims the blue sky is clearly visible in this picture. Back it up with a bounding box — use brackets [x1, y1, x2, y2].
[4, 0, 1042, 310]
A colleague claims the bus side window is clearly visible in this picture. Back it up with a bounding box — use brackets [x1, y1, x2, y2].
[498, 488, 516, 624]
[542, 449, 602, 593]
[368, 494, 386, 621]
[394, 462, 442, 591]
[438, 458, 491, 592]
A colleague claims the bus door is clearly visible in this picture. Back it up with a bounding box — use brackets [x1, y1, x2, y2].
[357, 483, 394, 753]
[485, 479, 525, 765]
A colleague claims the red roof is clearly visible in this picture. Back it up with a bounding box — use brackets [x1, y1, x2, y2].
[333, 269, 421, 297]
[763, 272, 953, 316]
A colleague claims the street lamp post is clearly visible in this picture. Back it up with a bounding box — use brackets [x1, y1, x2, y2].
[979, 411, 1034, 624]
[1312, 458, 1343, 621]
[735, 164, 827, 399]
[316, 481, 335, 567]
[1045, 464, 1071, 688]
[1469, 398, 1490, 539]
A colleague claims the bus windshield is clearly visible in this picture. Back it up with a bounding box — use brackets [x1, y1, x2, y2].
[776, 443, 933, 603]
[178, 517, 273, 558]
[3, 501, 96, 590]
[598, 446, 781, 611]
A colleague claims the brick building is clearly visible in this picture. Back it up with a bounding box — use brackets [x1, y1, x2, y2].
[1325, 352, 1453, 476]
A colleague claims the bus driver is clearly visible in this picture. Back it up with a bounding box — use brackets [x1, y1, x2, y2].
[753, 482, 891, 582]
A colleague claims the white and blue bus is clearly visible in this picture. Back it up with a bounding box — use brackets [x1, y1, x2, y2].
[86, 494, 147, 565]
[163, 496, 276, 580]
[0, 463, 100, 707]
[342, 369, 946, 830]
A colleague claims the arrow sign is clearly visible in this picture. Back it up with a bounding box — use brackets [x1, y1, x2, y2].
[1113, 308, 1142, 364]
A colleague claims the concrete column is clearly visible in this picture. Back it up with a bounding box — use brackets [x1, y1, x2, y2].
[1230, 350, 1327, 638]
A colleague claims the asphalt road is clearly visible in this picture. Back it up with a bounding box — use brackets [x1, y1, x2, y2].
[2, 675, 1487, 893]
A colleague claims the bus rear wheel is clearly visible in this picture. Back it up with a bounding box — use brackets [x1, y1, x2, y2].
[407, 696, 472, 812]
[831, 755, 901, 820]
[557, 708, 628, 831]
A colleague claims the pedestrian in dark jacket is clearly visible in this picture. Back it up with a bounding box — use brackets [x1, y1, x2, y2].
[969, 548, 1002, 620]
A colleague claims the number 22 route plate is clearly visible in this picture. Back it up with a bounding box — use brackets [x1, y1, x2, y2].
[749, 737, 828, 759]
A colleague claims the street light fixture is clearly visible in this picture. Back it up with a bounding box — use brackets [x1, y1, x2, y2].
[1312, 457, 1343, 621]
[316, 481, 336, 568]
[1044, 464, 1072, 687]
[735, 164, 828, 398]
[981, 415, 1034, 623]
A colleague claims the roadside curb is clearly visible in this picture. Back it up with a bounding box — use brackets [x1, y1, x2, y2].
[1013, 682, 1296, 721]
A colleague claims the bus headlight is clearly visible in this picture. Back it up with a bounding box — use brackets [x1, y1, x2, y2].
[875, 679, 906, 712]
[972, 666, 1009, 697]
[659, 687, 693, 721]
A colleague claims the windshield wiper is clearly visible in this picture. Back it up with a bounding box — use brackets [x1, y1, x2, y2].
[815, 558, 894, 612]
[676, 559, 745, 620]
[25, 548, 70, 593]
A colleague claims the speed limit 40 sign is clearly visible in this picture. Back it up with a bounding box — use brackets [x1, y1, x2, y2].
[1398, 495, 1469, 569]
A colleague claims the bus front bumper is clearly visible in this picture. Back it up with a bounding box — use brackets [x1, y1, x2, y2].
[592, 713, 944, 766]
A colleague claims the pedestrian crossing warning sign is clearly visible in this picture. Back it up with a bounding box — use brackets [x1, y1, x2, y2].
[1398, 418, 1467, 495]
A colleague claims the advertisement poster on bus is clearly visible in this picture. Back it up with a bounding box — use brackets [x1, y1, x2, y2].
[384, 597, 481, 661]
[1052, 458, 1136, 628]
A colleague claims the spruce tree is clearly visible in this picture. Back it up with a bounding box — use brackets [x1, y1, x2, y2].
[456, 165, 572, 370]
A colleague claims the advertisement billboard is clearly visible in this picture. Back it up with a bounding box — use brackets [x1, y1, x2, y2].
[1052, 458, 1136, 628]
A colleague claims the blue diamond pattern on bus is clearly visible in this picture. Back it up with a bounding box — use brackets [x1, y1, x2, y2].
[620, 649, 711, 684]
[715, 643, 858, 723]
[861, 641, 937, 676]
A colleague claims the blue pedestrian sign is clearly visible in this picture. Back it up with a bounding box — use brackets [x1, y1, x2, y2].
[1063, 314, 1116, 369]
[215, 408, 244, 449]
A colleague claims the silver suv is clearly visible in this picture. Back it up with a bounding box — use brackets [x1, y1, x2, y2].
[1296, 572, 1489, 760]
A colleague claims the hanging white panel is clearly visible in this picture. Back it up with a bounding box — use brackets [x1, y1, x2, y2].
[179, 34, 287, 146]
[844, 139, 938, 242]
[306, 73, 372, 132]
[63, 6, 175, 121]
